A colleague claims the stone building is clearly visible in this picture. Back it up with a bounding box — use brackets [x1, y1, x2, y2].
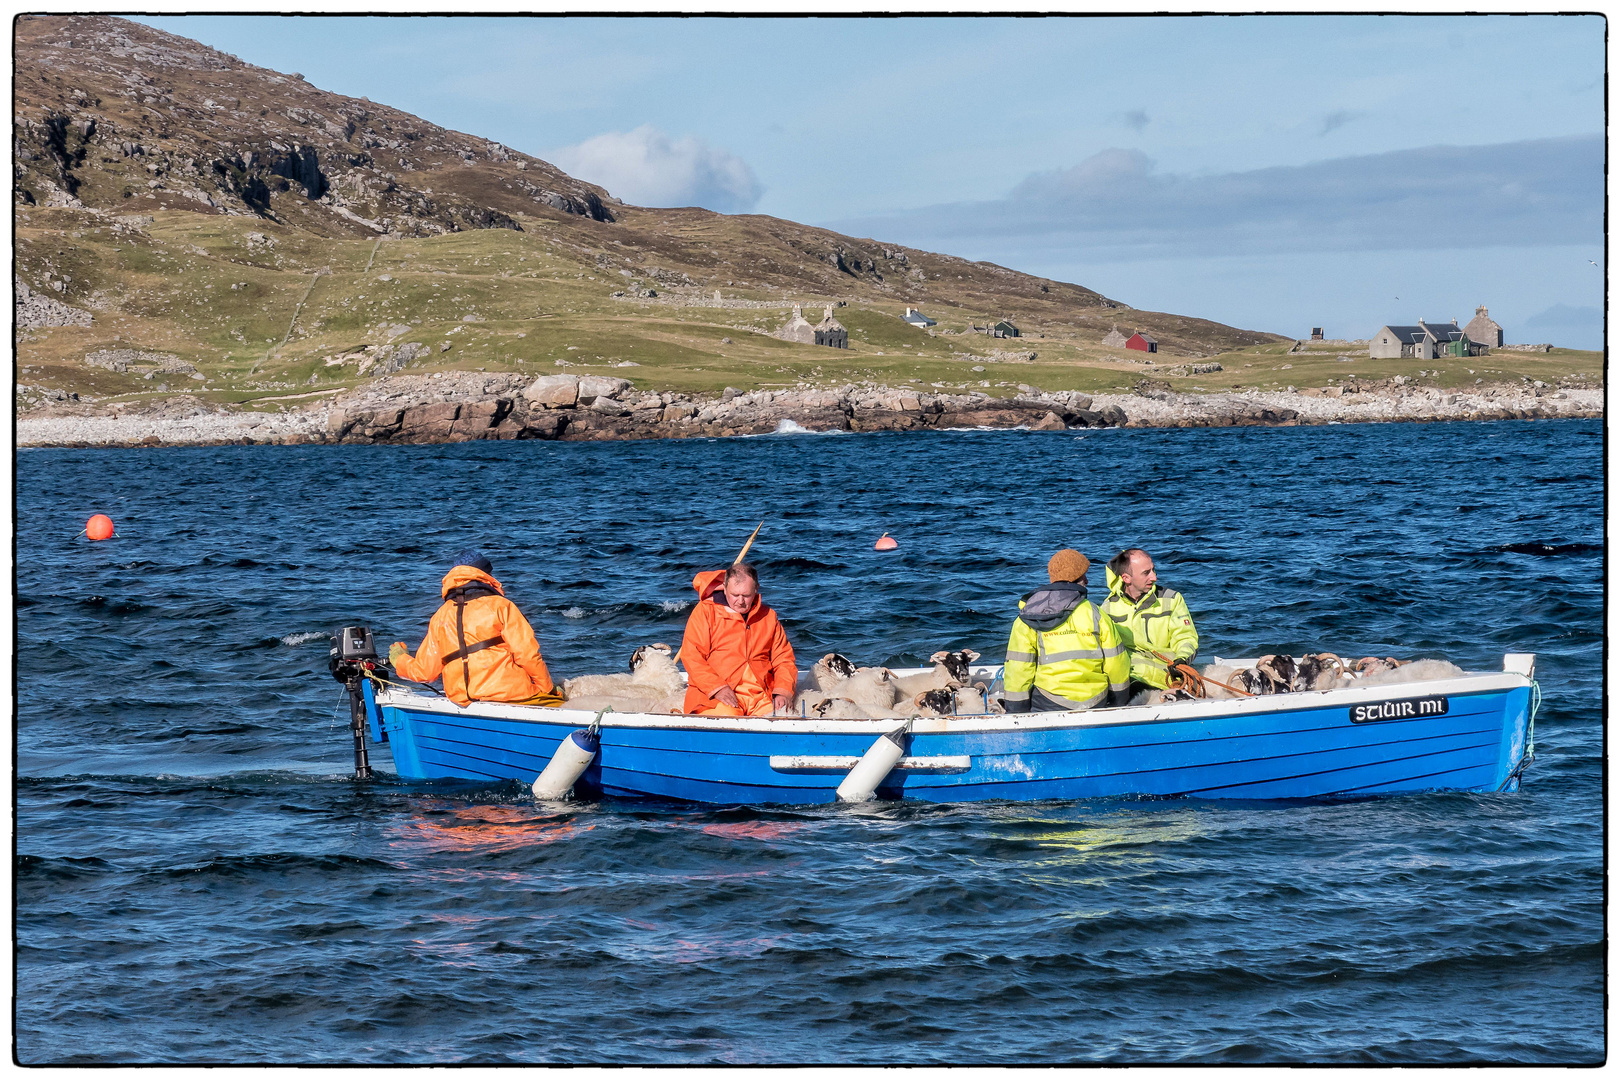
[902, 307, 936, 328]
[1463, 305, 1504, 348]
[777, 304, 815, 344]
[813, 306, 848, 349]
[1102, 327, 1128, 348]
[1369, 319, 1485, 359]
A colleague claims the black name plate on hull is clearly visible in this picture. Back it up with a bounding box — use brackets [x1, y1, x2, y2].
[1351, 696, 1450, 723]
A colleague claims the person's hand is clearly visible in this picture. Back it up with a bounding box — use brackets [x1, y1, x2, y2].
[772, 693, 791, 713]
[712, 685, 739, 707]
[388, 642, 408, 667]
[1172, 656, 1193, 670]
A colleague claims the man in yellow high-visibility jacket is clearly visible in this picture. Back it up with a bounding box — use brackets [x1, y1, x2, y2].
[1101, 547, 1200, 697]
[1002, 549, 1131, 713]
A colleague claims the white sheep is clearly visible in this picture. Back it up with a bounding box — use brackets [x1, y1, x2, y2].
[1354, 658, 1465, 687]
[806, 652, 857, 692]
[836, 666, 902, 714]
[561, 642, 686, 714]
[911, 682, 994, 716]
[891, 649, 982, 698]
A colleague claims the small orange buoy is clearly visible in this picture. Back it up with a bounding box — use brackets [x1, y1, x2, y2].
[874, 532, 898, 551]
[85, 514, 115, 541]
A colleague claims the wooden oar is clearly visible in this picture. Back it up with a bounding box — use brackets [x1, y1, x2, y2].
[673, 520, 766, 665]
[733, 519, 764, 565]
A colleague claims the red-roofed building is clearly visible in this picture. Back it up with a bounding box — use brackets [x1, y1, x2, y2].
[1125, 332, 1157, 354]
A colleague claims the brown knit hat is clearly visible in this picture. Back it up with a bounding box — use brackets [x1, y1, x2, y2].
[1047, 548, 1090, 583]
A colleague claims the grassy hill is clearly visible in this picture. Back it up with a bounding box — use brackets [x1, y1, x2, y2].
[13, 16, 1599, 416]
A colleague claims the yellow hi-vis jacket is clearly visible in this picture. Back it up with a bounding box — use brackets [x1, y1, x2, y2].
[1003, 581, 1131, 712]
[1100, 565, 1200, 689]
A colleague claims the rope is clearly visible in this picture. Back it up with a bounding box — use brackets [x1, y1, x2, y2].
[1496, 678, 1542, 792]
[1527, 678, 1540, 761]
[364, 668, 446, 697]
[1148, 649, 1254, 698]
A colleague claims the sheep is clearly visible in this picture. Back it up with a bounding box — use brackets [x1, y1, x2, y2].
[561, 642, 685, 714]
[1295, 652, 1349, 692]
[1196, 663, 1265, 701]
[1253, 654, 1298, 694]
[835, 666, 903, 714]
[1197, 653, 1458, 700]
[807, 653, 857, 692]
[798, 652, 906, 717]
[891, 649, 982, 698]
[1354, 658, 1464, 687]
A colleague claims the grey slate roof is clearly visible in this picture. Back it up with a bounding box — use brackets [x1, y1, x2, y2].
[1419, 320, 1467, 341]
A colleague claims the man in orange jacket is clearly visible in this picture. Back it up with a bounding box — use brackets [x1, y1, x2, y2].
[680, 563, 797, 716]
[388, 550, 563, 708]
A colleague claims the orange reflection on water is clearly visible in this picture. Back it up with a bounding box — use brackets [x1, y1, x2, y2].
[385, 802, 595, 855]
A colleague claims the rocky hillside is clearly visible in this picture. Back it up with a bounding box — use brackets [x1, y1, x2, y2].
[14, 14, 1286, 418]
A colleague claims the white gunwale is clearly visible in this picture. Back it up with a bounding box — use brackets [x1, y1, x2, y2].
[374, 662, 1531, 737]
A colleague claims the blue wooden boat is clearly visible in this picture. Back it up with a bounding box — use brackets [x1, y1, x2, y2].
[334, 643, 1538, 803]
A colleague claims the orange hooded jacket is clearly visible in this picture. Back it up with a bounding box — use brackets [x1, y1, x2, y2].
[680, 569, 798, 714]
[393, 566, 556, 707]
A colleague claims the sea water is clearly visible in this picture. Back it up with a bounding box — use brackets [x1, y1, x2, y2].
[15, 420, 1603, 1063]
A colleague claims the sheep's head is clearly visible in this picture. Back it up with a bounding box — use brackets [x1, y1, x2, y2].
[1234, 667, 1269, 695]
[1297, 653, 1346, 691]
[819, 653, 856, 679]
[1254, 653, 1297, 693]
[915, 688, 956, 714]
[929, 649, 982, 684]
[629, 642, 674, 672]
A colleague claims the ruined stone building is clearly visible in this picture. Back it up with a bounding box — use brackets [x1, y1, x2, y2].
[1102, 327, 1128, 348]
[814, 306, 848, 349]
[777, 304, 815, 344]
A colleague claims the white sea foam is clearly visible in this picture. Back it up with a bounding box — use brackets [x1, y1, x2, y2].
[280, 631, 327, 646]
[765, 419, 842, 436]
[563, 607, 587, 619]
[660, 600, 689, 613]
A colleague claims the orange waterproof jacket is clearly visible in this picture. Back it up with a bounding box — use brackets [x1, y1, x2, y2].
[680, 569, 797, 714]
[394, 566, 555, 707]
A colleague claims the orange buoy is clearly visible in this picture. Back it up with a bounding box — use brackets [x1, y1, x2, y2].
[85, 514, 115, 541]
[874, 532, 898, 551]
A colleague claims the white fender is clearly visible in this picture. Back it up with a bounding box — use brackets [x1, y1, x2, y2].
[836, 723, 910, 803]
[532, 729, 599, 800]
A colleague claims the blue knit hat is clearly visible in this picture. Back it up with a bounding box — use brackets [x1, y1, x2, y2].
[452, 548, 493, 575]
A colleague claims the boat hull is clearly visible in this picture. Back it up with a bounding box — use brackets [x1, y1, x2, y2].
[361, 664, 1534, 804]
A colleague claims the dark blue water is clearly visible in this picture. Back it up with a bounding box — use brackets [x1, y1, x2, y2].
[17, 421, 1603, 1064]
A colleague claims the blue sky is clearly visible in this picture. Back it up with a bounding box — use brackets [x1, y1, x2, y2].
[138, 15, 1606, 348]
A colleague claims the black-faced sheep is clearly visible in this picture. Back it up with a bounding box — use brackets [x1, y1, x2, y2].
[910, 681, 994, 716]
[1295, 653, 1349, 691]
[795, 653, 903, 718]
[891, 649, 982, 698]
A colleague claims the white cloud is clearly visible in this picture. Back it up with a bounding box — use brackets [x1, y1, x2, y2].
[551, 125, 763, 213]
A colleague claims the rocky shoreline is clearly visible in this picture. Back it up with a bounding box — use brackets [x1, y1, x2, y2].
[15, 372, 1603, 448]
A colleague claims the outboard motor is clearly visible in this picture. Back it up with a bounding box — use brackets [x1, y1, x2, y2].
[329, 626, 381, 780]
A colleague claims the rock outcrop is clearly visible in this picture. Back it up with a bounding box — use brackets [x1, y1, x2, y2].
[14, 374, 1603, 449]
